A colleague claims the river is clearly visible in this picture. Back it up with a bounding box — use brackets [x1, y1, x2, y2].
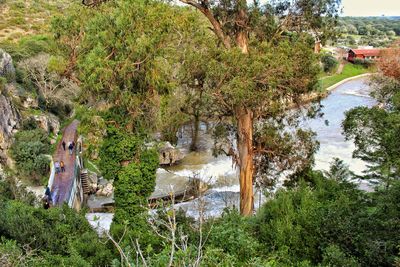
[87, 77, 377, 230]
[154, 76, 377, 218]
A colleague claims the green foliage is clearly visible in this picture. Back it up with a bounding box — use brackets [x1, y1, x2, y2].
[205, 209, 261, 263]
[99, 127, 142, 181]
[0, 77, 7, 94]
[0, 35, 54, 62]
[254, 173, 400, 266]
[352, 58, 374, 68]
[343, 106, 400, 183]
[63, 0, 189, 131]
[47, 55, 67, 74]
[338, 17, 400, 47]
[10, 129, 50, 184]
[0, 200, 113, 265]
[321, 53, 339, 73]
[320, 245, 360, 267]
[324, 158, 354, 182]
[98, 108, 159, 245]
[112, 148, 158, 226]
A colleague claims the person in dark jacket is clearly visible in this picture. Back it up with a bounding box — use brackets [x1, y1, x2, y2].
[68, 143, 73, 155]
[62, 141, 66, 151]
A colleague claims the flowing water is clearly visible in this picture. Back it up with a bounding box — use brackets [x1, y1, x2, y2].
[87, 77, 377, 229]
[153, 76, 377, 218]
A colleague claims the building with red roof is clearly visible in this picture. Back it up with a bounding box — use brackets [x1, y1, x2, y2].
[347, 48, 381, 62]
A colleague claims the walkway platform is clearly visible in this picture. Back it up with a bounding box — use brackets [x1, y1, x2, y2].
[51, 120, 79, 206]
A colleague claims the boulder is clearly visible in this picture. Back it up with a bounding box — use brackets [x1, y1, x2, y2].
[158, 142, 183, 166]
[96, 182, 113, 197]
[0, 49, 15, 81]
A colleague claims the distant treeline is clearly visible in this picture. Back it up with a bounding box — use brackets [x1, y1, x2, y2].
[336, 17, 400, 47]
[339, 16, 400, 36]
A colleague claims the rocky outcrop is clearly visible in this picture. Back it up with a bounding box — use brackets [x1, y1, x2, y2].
[158, 142, 183, 166]
[0, 94, 20, 163]
[32, 114, 60, 135]
[96, 182, 113, 197]
[0, 49, 15, 81]
[22, 96, 39, 109]
[87, 171, 99, 194]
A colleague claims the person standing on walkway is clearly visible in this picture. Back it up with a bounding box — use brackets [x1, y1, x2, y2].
[60, 161, 65, 172]
[68, 143, 73, 155]
[62, 141, 66, 151]
[45, 185, 52, 204]
[54, 161, 61, 174]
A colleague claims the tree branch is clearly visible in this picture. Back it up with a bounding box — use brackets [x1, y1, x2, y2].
[179, 0, 231, 49]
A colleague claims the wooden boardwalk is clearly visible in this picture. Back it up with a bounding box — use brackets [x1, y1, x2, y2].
[51, 120, 79, 206]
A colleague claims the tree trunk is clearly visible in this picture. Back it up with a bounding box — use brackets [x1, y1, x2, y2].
[190, 114, 200, 151]
[236, 107, 254, 216]
[234, 2, 253, 216]
[236, 27, 249, 54]
[314, 40, 321, 54]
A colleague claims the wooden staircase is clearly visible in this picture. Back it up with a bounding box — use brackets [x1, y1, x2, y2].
[80, 171, 90, 194]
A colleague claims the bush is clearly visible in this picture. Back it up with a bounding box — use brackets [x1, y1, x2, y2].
[111, 149, 158, 232]
[10, 129, 50, 184]
[0, 200, 113, 265]
[353, 58, 373, 68]
[254, 174, 400, 266]
[205, 209, 261, 263]
[321, 53, 339, 73]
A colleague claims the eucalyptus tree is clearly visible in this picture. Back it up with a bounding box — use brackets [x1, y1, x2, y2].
[177, 0, 341, 215]
[73, 0, 205, 134]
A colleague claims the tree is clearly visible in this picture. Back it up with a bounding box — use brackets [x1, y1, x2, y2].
[321, 53, 339, 73]
[346, 35, 356, 46]
[324, 158, 353, 182]
[113, 149, 158, 226]
[178, 0, 340, 215]
[342, 45, 400, 185]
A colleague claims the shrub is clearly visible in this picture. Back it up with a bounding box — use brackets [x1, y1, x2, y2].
[112, 148, 158, 226]
[321, 53, 339, 73]
[10, 129, 50, 184]
[353, 58, 373, 68]
[0, 200, 113, 265]
[205, 209, 261, 263]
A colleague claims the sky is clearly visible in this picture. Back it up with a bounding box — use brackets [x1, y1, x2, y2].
[341, 0, 400, 17]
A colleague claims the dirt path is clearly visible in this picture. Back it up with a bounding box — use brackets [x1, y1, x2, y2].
[50, 120, 79, 206]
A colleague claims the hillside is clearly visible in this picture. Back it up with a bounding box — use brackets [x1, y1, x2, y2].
[0, 0, 69, 42]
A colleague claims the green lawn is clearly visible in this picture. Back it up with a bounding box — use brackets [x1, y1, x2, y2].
[319, 63, 371, 91]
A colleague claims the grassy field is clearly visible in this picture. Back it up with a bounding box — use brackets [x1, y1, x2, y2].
[0, 0, 69, 42]
[319, 63, 372, 91]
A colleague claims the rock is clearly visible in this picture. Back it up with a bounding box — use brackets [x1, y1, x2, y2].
[87, 172, 98, 194]
[88, 172, 98, 185]
[158, 142, 183, 166]
[22, 96, 39, 109]
[96, 182, 113, 197]
[33, 114, 60, 135]
[0, 94, 20, 162]
[0, 49, 15, 81]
